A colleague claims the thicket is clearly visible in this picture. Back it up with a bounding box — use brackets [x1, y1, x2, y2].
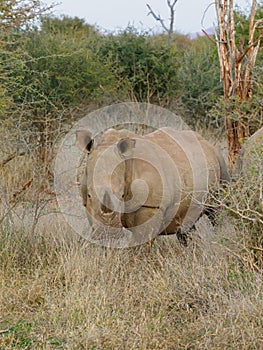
[1, 6, 262, 136]
[0, 16, 221, 131]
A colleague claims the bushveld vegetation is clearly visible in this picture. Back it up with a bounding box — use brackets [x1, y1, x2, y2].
[1, 1, 263, 349]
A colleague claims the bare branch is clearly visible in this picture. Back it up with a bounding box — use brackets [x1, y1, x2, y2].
[147, 1, 178, 46]
[201, 2, 216, 28]
[0, 152, 26, 169]
[236, 32, 263, 63]
[201, 29, 217, 43]
[215, 0, 263, 167]
[146, 4, 169, 32]
[248, 0, 257, 45]
[254, 18, 263, 30]
[13, 178, 33, 199]
[167, 0, 178, 8]
[167, 0, 178, 36]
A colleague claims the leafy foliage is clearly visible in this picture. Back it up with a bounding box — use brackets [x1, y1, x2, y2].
[19, 16, 117, 109]
[97, 28, 180, 104]
[0, 2, 262, 159]
[177, 37, 222, 125]
[0, 0, 49, 114]
[234, 2, 263, 51]
[1, 16, 118, 162]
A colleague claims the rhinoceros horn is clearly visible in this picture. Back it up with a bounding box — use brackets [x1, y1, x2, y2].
[101, 188, 114, 214]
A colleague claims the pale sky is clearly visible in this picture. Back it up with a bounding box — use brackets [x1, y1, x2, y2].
[45, 0, 251, 34]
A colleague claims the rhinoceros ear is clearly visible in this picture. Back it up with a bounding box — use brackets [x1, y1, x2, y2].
[76, 130, 94, 153]
[117, 138, 136, 158]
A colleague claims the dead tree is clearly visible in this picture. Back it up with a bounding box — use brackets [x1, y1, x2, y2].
[215, 0, 263, 169]
[147, 0, 178, 46]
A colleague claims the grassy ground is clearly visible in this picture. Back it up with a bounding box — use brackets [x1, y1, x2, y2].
[1, 205, 263, 350]
[1, 130, 263, 349]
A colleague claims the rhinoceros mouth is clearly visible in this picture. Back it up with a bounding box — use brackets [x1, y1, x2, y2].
[140, 205, 160, 209]
[100, 209, 114, 216]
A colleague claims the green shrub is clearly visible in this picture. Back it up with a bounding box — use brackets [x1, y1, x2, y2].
[97, 27, 180, 105]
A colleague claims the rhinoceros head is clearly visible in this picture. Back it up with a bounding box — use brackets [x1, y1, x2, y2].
[76, 129, 136, 230]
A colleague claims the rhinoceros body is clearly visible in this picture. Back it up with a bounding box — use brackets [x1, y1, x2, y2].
[234, 126, 263, 175]
[77, 127, 229, 246]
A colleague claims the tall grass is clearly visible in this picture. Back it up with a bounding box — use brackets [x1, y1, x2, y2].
[1, 210, 263, 349]
[1, 127, 263, 349]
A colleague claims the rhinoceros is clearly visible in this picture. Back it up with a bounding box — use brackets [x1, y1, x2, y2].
[234, 126, 263, 175]
[76, 127, 229, 247]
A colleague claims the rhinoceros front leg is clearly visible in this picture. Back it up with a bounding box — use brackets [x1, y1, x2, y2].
[159, 227, 190, 246]
[123, 207, 166, 247]
[203, 205, 217, 226]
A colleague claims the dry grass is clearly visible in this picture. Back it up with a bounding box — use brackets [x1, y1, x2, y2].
[1, 205, 263, 350]
[1, 127, 263, 349]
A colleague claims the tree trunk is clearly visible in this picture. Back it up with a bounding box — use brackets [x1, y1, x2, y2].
[215, 0, 263, 170]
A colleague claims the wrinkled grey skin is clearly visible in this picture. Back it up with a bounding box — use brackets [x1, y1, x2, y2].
[76, 127, 230, 246]
[234, 127, 263, 175]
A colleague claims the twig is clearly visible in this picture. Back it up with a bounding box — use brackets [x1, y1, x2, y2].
[201, 29, 217, 43]
[0, 151, 25, 169]
[146, 4, 169, 32]
[250, 246, 263, 252]
[13, 178, 33, 198]
[201, 2, 216, 29]
[147, 1, 178, 46]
